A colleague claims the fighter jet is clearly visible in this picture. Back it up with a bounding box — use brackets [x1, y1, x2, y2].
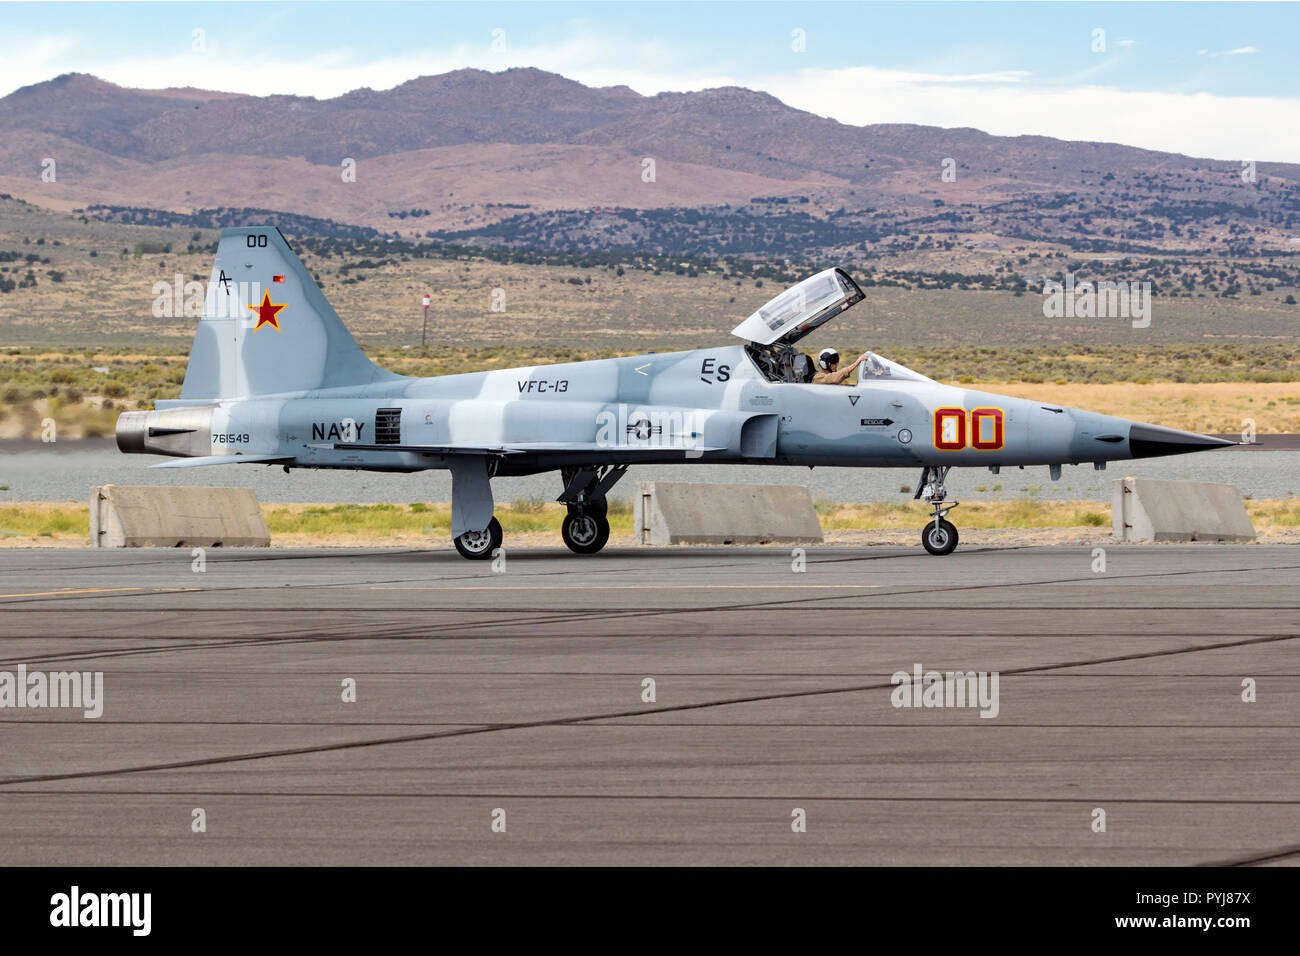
[117, 226, 1234, 557]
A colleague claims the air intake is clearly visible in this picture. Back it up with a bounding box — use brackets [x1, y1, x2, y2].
[375, 408, 402, 445]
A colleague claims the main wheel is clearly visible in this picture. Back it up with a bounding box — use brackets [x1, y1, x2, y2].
[454, 516, 503, 560]
[921, 519, 959, 556]
[562, 512, 610, 555]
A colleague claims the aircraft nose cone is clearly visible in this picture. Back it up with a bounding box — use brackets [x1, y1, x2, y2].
[1127, 422, 1236, 459]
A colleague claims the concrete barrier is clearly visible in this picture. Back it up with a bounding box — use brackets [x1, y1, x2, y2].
[634, 481, 823, 546]
[91, 485, 270, 548]
[1112, 477, 1255, 543]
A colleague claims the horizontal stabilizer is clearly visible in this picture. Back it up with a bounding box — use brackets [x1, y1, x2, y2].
[150, 454, 292, 469]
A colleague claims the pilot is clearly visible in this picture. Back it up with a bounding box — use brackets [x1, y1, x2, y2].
[812, 348, 867, 385]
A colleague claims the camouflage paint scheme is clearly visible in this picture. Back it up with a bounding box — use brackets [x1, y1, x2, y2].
[118, 227, 1232, 543]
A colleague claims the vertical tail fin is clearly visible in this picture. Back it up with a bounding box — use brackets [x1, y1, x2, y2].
[179, 226, 400, 400]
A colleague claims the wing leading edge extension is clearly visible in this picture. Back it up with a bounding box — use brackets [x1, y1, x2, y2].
[307, 441, 726, 456]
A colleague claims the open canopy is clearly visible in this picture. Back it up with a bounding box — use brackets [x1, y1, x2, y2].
[731, 267, 864, 346]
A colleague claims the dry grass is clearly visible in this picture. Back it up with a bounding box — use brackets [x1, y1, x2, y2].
[2, 201, 1299, 352]
[814, 499, 1112, 530]
[973, 381, 1300, 434]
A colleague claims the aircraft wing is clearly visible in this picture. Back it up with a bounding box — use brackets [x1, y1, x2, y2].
[502, 441, 726, 455]
[308, 441, 725, 456]
[306, 441, 520, 455]
[149, 454, 293, 469]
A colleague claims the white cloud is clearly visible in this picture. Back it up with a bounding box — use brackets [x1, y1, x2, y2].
[0, 33, 80, 92]
[756, 66, 1300, 163]
[0, 22, 718, 101]
[1198, 46, 1260, 57]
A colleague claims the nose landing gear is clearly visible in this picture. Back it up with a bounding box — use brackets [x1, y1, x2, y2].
[915, 466, 959, 555]
[922, 517, 958, 556]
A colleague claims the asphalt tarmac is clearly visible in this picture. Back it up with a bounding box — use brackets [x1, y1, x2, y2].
[1, 544, 1297, 865]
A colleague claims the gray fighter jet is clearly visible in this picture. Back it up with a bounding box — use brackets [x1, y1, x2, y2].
[117, 227, 1233, 557]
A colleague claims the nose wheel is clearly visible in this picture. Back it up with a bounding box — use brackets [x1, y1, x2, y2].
[914, 466, 959, 555]
[922, 518, 959, 556]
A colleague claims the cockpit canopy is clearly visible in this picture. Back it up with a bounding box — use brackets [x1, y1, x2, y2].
[731, 267, 864, 346]
[856, 352, 933, 384]
[729, 269, 936, 385]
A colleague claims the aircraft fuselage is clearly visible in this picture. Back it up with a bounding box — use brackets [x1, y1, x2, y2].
[129, 343, 1200, 476]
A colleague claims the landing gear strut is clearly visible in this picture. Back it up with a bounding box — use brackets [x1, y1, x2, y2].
[915, 466, 959, 556]
[558, 465, 626, 555]
[448, 455, 501, 560]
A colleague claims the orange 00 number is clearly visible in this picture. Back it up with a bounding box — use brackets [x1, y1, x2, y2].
[932, 407, 1004, 451]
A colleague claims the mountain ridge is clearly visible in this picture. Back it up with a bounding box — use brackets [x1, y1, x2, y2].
[1, 68, 1297, 258]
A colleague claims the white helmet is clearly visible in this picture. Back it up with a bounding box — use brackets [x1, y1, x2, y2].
[818, 348, 840, 371]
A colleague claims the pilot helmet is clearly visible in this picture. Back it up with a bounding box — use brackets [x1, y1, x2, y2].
[818, 348, 840, 371]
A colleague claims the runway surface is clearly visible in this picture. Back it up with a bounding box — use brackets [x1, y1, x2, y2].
[1, 543, 1298, 866]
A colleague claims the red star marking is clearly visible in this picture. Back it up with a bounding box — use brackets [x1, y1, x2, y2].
[248, 289, 287, 333]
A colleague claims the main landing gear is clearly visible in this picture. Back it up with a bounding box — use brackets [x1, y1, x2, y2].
[448, 462, 628, 560]
[558, 464, 627, 556]
[915, 465, 959, 556]
[562, 511, 609, 554]
[454, 516, 503, 560]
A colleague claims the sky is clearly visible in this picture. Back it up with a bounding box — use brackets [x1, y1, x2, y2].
[1, 1, 1297, 162]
